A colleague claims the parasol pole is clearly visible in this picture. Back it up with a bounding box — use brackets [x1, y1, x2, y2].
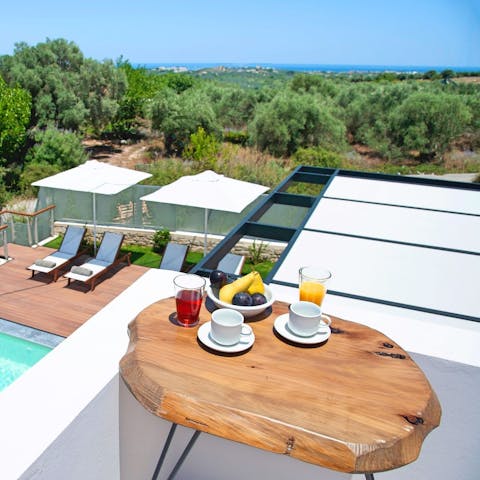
[203, 208, 209, 256]
[93, 192, 97, 255]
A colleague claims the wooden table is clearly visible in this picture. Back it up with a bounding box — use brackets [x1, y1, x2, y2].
[120, 297, 441, 478]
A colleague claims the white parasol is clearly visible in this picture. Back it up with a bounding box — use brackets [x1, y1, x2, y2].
[140, 170, 269, 255]
[32, 160, 151, 253]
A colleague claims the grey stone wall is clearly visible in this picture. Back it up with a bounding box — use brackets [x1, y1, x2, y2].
[54, 223, 286, 262]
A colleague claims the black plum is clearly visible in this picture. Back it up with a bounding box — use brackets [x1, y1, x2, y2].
[209, 270, 227, 289]
[251, 293, 267, 306]
[232, 292, 253, 306]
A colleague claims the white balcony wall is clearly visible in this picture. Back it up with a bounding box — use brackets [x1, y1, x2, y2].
[0, 270, 478, 480]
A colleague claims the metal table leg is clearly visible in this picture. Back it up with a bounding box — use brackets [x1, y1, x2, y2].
[152, 424, 373, 480]
[166, 430, 201, 480]
[152, 423, 177, 480]
[151, 423, 201, 480]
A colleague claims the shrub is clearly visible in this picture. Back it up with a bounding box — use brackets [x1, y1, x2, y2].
[152, 228, 171, 253]
[223, 130, 248, 145]
[0, 169, 9, 206]
[25, 127, 87, 168]
[144, 157, 193, 186]
[293, 147, 343, 168]
[0, 77, 31, 164]
[183, 127, 220, 170]
[218, 144, 289, 189]
[247, 240, 269, 265]
[19, 161, 62, 195]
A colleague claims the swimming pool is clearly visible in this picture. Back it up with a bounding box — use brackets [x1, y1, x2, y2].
[0, 320, 64, 392]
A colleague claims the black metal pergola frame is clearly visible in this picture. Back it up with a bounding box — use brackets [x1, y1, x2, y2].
[192, 166, 480, 323]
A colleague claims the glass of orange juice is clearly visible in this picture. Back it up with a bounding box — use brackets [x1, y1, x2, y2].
[299, 266, 332, 306]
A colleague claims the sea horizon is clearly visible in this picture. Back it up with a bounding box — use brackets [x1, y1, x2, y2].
[133, 62, 480, 73]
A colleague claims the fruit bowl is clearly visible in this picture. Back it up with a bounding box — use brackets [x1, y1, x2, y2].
[206, 284, 275, 318]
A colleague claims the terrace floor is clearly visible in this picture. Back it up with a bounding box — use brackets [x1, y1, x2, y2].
[0, 244, 147, 337]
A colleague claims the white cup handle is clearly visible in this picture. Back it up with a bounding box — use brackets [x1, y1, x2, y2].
[239, 324, 253, 343]
[321, 314, 331, 326]
[314, 314, 331, 335]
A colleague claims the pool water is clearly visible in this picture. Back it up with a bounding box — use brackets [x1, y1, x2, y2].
[0, 332, 52, 392]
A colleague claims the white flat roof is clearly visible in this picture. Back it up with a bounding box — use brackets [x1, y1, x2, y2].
[274, 230, 479, 318]
[306, 198, 480, 252]
[324, 176, 480, 214]
[272, 173, 480, 322]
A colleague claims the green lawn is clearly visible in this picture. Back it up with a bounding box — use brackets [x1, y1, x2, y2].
[44, 236, 274, 276]
[43, 236, 203, 269]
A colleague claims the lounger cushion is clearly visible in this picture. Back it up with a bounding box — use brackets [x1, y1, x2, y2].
[35, 259, 57, 268]
[70, 266, 93, 277]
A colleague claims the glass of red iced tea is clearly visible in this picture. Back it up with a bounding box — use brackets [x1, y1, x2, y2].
[173, 274, 206, 327]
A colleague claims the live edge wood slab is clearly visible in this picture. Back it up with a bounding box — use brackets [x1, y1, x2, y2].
[120, 297, 441, 474]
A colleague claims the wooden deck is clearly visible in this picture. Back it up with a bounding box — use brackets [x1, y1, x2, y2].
[0, 244, 148, 337]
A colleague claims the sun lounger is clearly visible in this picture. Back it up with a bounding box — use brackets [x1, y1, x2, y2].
[64, 231, 130, 291]
[159, 242, 189, 271]
[27, 225, 86, 281]
[217, 253, 245, 275]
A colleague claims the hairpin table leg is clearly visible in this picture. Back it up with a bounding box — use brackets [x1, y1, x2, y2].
[151, 423, 201, 480]
[166, 430, 201, 480]
[152, 423, 177, 480]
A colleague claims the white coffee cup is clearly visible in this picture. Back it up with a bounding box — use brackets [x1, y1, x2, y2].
[210, 309, 252, 346]
[288, 301, 331, 337]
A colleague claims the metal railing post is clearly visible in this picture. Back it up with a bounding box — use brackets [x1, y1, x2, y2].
[34, 215, 39, 245]
[50, 208, 55, 236]
[0, 225, 8, 260]
[26, 216, 33, 246]
[9, 215, 15, 243]
[3, 229, 8, 260]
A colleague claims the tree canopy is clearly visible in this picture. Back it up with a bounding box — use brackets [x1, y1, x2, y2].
[249, 91, 346, 157]
[0, 38, 126, 132]
[0, 77, 31, 166]
[389, 91, 471, 160]
[150, 87, 220, 156]
[0, 38, 479, 200]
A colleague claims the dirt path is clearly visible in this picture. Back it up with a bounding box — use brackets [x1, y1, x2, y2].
[83, 139, 152, 169]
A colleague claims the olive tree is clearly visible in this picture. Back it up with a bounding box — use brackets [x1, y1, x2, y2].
[113, 61, 169, 134]
[208, 85, 258, 129]
[389, 91, 472, 160]
[290, 74, 339, 98]
[339, 83, 418, 146]
[0, 38, 126, 132]
[150, 88, 219, 156]
[249, 92, 346, 157]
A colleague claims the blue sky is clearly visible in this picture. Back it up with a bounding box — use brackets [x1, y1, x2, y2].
[1, 0, 479, 67]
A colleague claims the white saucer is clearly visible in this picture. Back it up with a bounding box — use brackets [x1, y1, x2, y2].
[197, 322, 255, 353]
[273, 314, 331, 345]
